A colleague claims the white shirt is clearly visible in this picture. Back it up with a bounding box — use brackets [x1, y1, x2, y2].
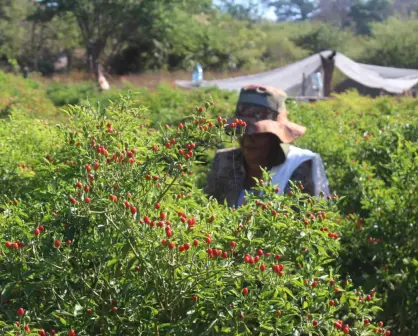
[236, 146, 330, 206]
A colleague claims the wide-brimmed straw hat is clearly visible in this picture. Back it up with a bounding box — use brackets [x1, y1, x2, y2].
[226, 85, 306, 143]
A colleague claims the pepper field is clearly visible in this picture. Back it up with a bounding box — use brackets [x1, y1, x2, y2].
[0, 72, 417, 335]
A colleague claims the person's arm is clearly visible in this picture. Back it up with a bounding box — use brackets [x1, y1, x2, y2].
[284, 159, 315, 196]
[203, 152, 222, 201]
[204, 148, 245, 206]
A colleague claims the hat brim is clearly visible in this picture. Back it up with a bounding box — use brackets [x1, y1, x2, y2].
[226, 112, 306, 144]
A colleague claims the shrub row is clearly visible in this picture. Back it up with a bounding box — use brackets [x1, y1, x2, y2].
[0, 77, 417, 334]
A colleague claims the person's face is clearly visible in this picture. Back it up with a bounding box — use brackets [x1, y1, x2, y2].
[239, 133, 275, 167]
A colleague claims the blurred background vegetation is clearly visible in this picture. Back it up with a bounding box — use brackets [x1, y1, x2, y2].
[1, 0, 418, 80]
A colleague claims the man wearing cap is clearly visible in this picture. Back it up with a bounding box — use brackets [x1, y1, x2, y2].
[204, 85, 330, 208]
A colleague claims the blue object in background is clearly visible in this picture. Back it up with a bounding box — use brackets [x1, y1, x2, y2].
[192, 64, 203, 85]
[311, 72, 323, 92]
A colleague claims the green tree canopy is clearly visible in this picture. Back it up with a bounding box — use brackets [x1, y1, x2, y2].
[263, 0, 319, 21]
[217, 0, 262, 21]
[349, 0, 392, 34]
[0, 0, 34, 64]
[36, 0, 144, 74]
[360, 18, 418, 69]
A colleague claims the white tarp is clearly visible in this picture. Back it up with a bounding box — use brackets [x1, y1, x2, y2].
[360, 63, 418, 79]
[175, 50, 418, 96]
[334, 53, 418, 93]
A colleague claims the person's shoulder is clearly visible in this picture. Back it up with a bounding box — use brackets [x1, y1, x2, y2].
[205, 147, 245, 201]
[288, 145, 323, 159]
[215, 147, 241, 155]
[289, 145, 316, 154]
[213, 147, 242, 161]
[287, 157, 315, 195]
[209, 147, 243, 174]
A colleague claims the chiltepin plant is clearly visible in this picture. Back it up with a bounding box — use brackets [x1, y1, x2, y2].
[0, 95, 390, 335]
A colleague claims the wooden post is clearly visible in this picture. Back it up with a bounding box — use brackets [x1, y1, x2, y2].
[302, 73, 306, 96]
[321, 51, 336, 97]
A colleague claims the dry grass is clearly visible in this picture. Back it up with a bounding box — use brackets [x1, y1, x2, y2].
[34, 69, 267, 90]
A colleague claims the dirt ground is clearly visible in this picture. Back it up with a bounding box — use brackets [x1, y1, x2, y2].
[35, 69, 262, 90]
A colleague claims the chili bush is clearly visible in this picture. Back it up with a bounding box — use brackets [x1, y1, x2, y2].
[0, 95, 390, 335]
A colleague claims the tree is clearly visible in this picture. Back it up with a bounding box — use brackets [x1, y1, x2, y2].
[25, 7, 81, 75]
[104, 0, 215, 73]
[262, 0, 319, 21]
[360, 18, 418, 69]
[0, 0, 34, 68]
[291, 23, 350, 53]
[315, 0, 353, 27]
[392, 0, 418, 17]
[36, 0, 146, 76]
[217, 0, 262, 21]
[0, 0, 79, 75]
[35, 0, 214, 76]
[349, 0, 393, 35]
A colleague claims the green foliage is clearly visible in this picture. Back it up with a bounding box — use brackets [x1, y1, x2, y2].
[1, 0, 418, 74]
[0, 0, 34, 61]
[256, 22, 309, 68]
[37, 0, 216, 73]
[290, 23, 354, 54]
[0, 112, 62, 199]
[361, 18, 418, 69]
[37, 0, 147, 72]
[289, 92, 418, 334]
[0, 75, 417, 334]
[263, 0, 319, 21]
[257, 21, 369, 64]
[197, 16, 268, 71]
[0, 71, 57, 119]
[342, 131, 418, 334]
[110, 9, 271, 72]
[0, 93, 387, 335]
[0, 1, 80, 74]
[217, 0, 262, 21]
[46, 82, 98, 107]
[349, 0, 392, 35]
[44, 81, 238, 127]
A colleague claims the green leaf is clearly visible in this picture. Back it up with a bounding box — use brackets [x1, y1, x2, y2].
[106, 258, 118, 267]
[1, 282, 16, 300]
[260, 324, 275, 332]
[370, 305, 384, 313]
[315, 245, 328, 257]
[156, 323, 172, 330]
[282, 287, 295, 299]
[56, 316, 67, 327]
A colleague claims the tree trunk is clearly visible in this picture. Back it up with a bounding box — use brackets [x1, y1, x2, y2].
[31, 20, 38, 71]
[85, 40, 109, 89]
[86, 44, 97, 75]
[86, 40, 104, 76]
[65, 49, 73, 73]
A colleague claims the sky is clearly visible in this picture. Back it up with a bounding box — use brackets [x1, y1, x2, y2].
[213, 0, 278, 20]
[262, 6, 277, 20]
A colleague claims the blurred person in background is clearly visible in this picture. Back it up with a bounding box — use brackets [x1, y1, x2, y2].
[204, 85, 330, 207]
